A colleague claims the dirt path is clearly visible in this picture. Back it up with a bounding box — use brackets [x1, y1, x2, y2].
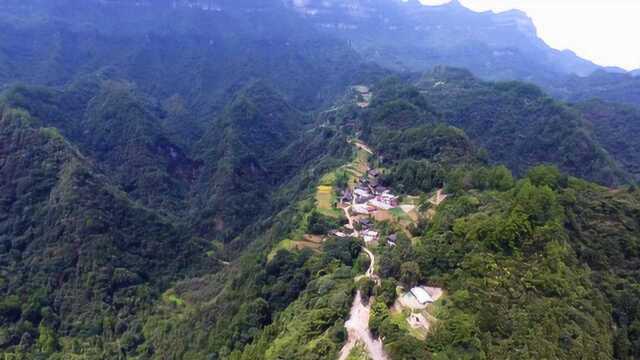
[351, 140, 374, 155]
[339, 247, 387, 360]
[362, 247, 376, 279]
[338, 291, 388, 360]
[338, 141, 388, 359]
[426, 189, 447, 220]
[343, 205, 359, 237]
[429, 189, 447, 206]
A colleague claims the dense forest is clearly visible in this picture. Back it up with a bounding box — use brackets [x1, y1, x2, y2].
[1, 0, 640, 359]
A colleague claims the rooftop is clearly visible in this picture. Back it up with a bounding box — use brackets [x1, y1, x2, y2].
[410, 287, 434, 305]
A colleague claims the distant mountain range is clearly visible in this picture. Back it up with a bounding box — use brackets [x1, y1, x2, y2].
[284, 0, 640, 106]
[285, 0, 599, 78]
[1, 0, 638, 106]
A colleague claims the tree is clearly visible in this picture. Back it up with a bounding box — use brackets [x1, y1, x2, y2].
[357, 278, 375, 303]
[335, 171, 349, 191]
[400, 261, 421, 287]
[489, 165, 515, 191]
[369, 299, 389, 338]
[527, 165, 562, 189]
[37, 322, 59, 355]
[375, 279, 398, 306]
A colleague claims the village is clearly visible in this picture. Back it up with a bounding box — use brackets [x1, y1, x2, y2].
[272, 86, 447, 360]
[331, 167, 400, 245]
[330, 139, 446, 360]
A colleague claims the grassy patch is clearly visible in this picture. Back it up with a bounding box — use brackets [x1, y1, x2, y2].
[162, 289, 185, 307]
[346, 342, 370, 360]
[390, 310, 427, 340]
[316, 185, 340, 217]
[319, 172, 337, 186]
[390, 207, 411, 221]
[268, 239, 296, 261]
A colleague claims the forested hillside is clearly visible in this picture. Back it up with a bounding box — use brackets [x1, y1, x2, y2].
[576, 100, 640, 182]
[0, 105, 216, 356]
[417, 67, 631, 185]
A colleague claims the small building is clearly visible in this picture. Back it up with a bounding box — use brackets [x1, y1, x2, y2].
[387, 234, 398, 247]
[374, 185, 388, 194]
[341, 190, 353, 203]
[369, 192, 399, 210]
[354, 188, 371, 197]
[353, 204, 371, 215]
[410, 287, 434, 305]
[362, 230, 379, 243]
[355, 195, 374, 204]
[369, 169, 381, 178]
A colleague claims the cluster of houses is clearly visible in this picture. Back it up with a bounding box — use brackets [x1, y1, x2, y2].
[343, 169, 399, 216]
[353, 85, 373, 108]
[334, 169, 402, 245]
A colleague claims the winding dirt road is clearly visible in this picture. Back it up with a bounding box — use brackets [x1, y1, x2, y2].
[338, 290, 388, 360]
[338, 140, 388, 360]
[338, 237, 387, 360]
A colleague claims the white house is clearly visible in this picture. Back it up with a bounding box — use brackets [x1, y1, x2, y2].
[410, 287, 434, 305]
[362, 230, 379, 243]
[353, 204, 371, 214]
[354, 188, 371, 198]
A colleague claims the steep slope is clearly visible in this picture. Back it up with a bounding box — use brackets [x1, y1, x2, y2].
[0, 105, 214, 356]
[2, 80, 197, 214]
[563, 181, 640, 359]
[286, 0, 599, 82]
[191, 82, 355, 244]
[575, 100, 640, 182]
[191, 83, 306, 240]
[416, 67, 630, 185]
[284, 0, 640, 109]
[558, 71, 640, 107]
[0, 0, 375, 113]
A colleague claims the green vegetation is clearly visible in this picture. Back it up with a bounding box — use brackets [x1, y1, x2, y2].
[415, 166, 614, 359]
[346, 342, 370, 360]
[418, 68, 632, 186]
[576, 99, 640, 182]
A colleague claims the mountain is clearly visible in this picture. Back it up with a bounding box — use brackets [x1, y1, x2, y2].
[283, 0, 640, 109]
[575, 100, 640, 182]
[557, 70, 640, 107]
[190, 82, 311, 241]
[0, 0, 381, 114]
[416, 67, 631, 185]
[285, 0, 599, 82]
[0, 104, 215, 355]
[2, 79, 198, 214]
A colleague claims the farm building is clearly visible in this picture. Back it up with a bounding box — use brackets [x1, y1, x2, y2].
[353, 204, 371, 214]
[362, 230, 379, 243]
[410, 287, 434, 305]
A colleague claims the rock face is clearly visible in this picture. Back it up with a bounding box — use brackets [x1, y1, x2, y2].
[285, 0, 599, 81]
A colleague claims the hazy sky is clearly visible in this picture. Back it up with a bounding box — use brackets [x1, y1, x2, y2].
[420, 0, 640, 70]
